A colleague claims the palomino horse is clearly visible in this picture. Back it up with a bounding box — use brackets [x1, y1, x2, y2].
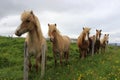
[48, 23, 70, 66]
[100, 34, 109, 53]
[77, 27, 91, 59]
[94, 29, 102, 54]
[15, 11, 47, 79]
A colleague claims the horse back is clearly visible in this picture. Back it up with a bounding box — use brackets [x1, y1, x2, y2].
[62, 36, 71, 50]
[63, 36, 70, 44]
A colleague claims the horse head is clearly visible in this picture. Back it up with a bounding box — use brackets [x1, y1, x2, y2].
[48, 23, 57, 42]
[82, 27, 91, 41]
[15, 10, 36, 36]
[96, 29, 102, 40]
[104, 34, 109, 44]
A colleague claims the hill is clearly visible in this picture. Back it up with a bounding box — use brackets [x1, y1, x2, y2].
[0, 36, 120, 80]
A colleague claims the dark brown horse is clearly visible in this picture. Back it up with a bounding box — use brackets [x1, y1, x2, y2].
[88, 29, 102, 55]
[94, 29, 102, 54]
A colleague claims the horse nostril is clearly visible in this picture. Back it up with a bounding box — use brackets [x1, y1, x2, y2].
[15, 30, 18, 35]
[15, 30, 21, 36]
[50, 38, 53, 42]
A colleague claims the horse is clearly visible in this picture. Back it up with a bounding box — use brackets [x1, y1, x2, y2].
[48, 23, 71, 66]
[15, 11, 47, 78]
[94, 29, 102, 54]
[77, 27, 91, 59]
[100, 34, 109, 53]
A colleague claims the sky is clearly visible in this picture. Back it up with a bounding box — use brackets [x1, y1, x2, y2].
[0, 0, 120, 43]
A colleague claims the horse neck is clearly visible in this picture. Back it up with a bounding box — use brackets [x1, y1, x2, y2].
[95, 33, 100, 40]
[53, 31, 63, 44]
[27, 17, 43, 43]
[101, 37, 106, 45]
[103, 37, 107, 45]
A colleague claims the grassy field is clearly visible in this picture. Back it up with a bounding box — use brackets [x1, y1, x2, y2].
[0, 36, 120, 80]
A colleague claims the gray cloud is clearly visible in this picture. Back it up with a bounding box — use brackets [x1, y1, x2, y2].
[0, 0, 120, 43]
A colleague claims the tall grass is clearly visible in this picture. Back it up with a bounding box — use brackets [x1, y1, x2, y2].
[0, 36, 120, 80]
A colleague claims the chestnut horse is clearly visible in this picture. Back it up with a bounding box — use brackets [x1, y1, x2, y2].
[100, 34, 109, 53]
[15, 11, 47, 78]
[77, 27, 91, 59]
[48, 23, 70, 66]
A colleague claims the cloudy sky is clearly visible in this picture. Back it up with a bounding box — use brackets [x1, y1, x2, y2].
[0, 0, 120, 43]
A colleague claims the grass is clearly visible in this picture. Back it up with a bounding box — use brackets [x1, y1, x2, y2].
[0, 36, 120, 80]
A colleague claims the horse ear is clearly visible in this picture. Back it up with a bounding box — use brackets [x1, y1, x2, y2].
[100, 30, 102, 32]
[96, 29, 98, 32]
[48, 23, 50, 27]
[55, 23, 57, 26]
[83, 27, 85, 30]
[30, 10, 34, 15]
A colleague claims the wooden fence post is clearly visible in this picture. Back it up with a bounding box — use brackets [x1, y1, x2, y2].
[24, 42, 28, 80]
[92, 35, 95, 56]
[41, 44, 46, 78]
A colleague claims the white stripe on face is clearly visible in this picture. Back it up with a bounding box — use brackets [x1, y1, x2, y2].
[85, 34, 88, 40]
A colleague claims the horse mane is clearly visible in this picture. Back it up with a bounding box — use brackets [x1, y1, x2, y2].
[34, 16, 44, 40]
[21, 11, 44, 41]
[77, 30, 85, 45]
[53, 27, 64, 43]
[55, 28, 61, 36]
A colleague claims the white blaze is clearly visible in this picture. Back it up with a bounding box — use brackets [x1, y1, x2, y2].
[85, 34, 88, 40]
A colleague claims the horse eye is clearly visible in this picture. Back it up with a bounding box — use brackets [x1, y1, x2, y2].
[26, 20, 30, 23]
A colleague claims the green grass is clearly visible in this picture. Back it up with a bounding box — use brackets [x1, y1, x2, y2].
[0, 36, 120, 80]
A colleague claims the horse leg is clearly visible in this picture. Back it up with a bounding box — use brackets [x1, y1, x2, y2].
[81, 50, 84, 59]
[64, 52, 66, 58]
[60, 52, 63, 66]
[36, 56, 40, 73]
[66, 51, 69, 62]
[64, 51, 69, 64]
[85, 49, 87, 57]
[79, 48, 81, 58]
[53, 51, 57, 66]
[104, 47, 105, 53]
[28, 57, 32, 71]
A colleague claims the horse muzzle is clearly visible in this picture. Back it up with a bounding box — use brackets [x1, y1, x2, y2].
[15, 30, 21, 36]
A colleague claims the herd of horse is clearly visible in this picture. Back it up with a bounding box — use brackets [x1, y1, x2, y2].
[15, 10, 109, 77]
